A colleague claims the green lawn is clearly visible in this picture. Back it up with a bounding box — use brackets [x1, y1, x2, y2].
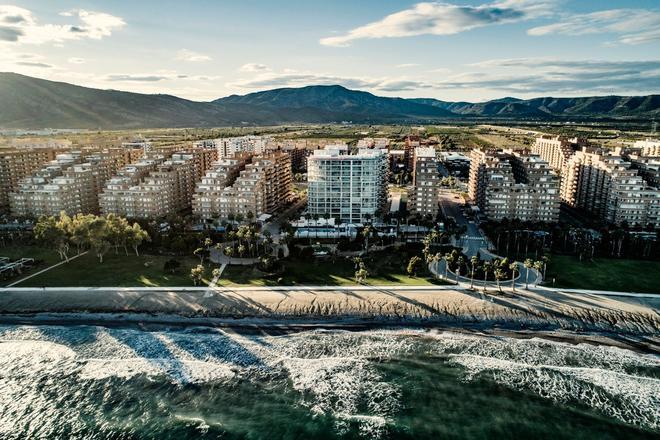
[12, 251, 212, 287]
[2, 245, 448, 288]
[545, 255, 660, 293]
[220, 252, 449, 287]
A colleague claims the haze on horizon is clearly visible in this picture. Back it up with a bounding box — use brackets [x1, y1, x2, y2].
[1, 0, 659, 102]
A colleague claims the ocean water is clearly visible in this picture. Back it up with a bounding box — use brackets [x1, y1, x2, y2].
[0, 325, 657, 439]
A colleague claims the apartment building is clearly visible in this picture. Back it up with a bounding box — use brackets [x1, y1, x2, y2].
[410, 147, 440, 217]
[468, 149, 560, 222]
[194, 136, 271, 158]
[9, 150, 126, 217]
[192, 154, 252, 219]
[404, 136, 421, 171]
[214, 152, 292, 220]
[307, 144, 388, 224]
[98, 150, 209, 219]
[633, 139, 660, 157]
[0, 147, 62, 211]
[561, 148, 659, 227]
[532, 135, 587, 171]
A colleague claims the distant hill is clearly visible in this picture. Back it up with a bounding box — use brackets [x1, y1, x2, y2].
[0, 72, 658, 129]
[408, 95, 660, 119]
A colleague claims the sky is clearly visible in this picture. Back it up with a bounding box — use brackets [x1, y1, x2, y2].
[1, 0, 659, 102]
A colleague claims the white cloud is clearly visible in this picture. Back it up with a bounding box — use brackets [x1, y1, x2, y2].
[175, 49, 212, 62]
[438, 58, 660, 95]
[395, 63, 420, 68]
[228, 69, 433, 92]
[528, 9, 660, 45]
[320, 0, 554, 47]
[239, 63, 269, 72]
[104, 71, 220, 83]
[68, 57, 85, 64]
[0, 5, 125, 45]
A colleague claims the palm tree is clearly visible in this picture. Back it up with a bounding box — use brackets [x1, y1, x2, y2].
[523, 258, 533, 289]
[443, 252, 453, 280]
[470, 256, 478, 289]
[362, 225, 373, 254]
[482, 261, 492, 292]
[456, 256, 465, 283]
[237, 244, 246, 258]
[494, 268, 505, 292]
[533, 260, 544, 285]
[509, 261, 519, 292]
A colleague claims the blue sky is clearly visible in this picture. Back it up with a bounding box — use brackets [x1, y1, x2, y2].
[1, 0, 659, 101]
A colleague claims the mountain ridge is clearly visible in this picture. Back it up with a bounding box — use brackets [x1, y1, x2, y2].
[0, 72, 658, 129]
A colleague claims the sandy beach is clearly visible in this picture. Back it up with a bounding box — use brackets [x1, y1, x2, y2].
[0, 286, 658, 341]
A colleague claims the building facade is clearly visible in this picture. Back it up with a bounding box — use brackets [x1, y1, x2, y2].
[213, 152, 292, 220]
[192, 154, 252, 219]
[468, 149, 560, 222]
[410, 147, 440, 217]
[307, 144, 388, 224]
[0, 147, 61, 212]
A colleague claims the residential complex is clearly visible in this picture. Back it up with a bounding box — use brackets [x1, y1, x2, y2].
[532, 135, 588, 170]
[98, 150, 214, 219]
[0, 147, 61, 211]
[9, 150, 128, 217]
[307, 144, 388, 223]
[209, 152, 292, 220]
[468, 149, 560, 222]
[532, 135, 660, 227]
[410, 147, 440, 217]
[191, 153, 252, 219]
[561, 148, 659, 227]
[194, 136, 270, 158]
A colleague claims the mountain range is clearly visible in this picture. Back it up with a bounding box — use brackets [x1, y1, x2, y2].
[1, 72, 658, 129]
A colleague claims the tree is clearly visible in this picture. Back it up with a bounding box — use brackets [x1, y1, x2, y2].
[533, 260, 544, 285]
[443, 252, 453, 280]
[470, 256, 478, 289]
[88, 216, 110, 263]
[354, 261, 369, 284]
[407, 255, 422, 277]
[224, 246, 234, 258]
[212, 267, 222, 279]
[362, 225, 373, 253]
[483, 261, 492, 292]
[237, 244, 246, 258]
[456, 256, 465, 283]
[193, 247, 206, 264]
[127, 223, 149, 256]
[190, 264, 205, 286]
[204, 237, 213, 250]
[494, 268, 505, 292]
[34, 214, 70, 262]
[523, 258, 533, 289]
[509, 261, 519, 292]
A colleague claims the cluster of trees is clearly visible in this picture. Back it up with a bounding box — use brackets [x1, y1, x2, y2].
[223, 225, 274, 259]
[34, 212, 149, 263]
[482, 219, 659, 262]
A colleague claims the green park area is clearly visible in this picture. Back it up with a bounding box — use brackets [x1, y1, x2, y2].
[545, 255, 660, 294]
[2, 245, 446, 288]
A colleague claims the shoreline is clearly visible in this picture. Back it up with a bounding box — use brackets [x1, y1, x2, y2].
[0, 285, 658, 353]
[1, 311, 658, 354]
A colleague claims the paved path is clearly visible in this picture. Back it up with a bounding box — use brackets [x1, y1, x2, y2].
[6, 252, 88, 287]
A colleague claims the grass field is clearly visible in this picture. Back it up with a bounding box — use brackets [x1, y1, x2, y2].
[8, 250, 212, 287]
[3, 245, 447, 287]
[545, 255, 660, 293]
[220, 253, 448, 287]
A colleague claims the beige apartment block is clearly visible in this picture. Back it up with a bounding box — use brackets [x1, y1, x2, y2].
[214, 152, 292, 220]
[9, 149, 126, 218]
[192, 153, 252, 219]
[97, 150, 210, 219]
[0, 147, 62, 211]
[561, 148, 659, 227]
[410, 147, 440, 217]
[532, 135, 587, 171]
[468, 149, 560, 222]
